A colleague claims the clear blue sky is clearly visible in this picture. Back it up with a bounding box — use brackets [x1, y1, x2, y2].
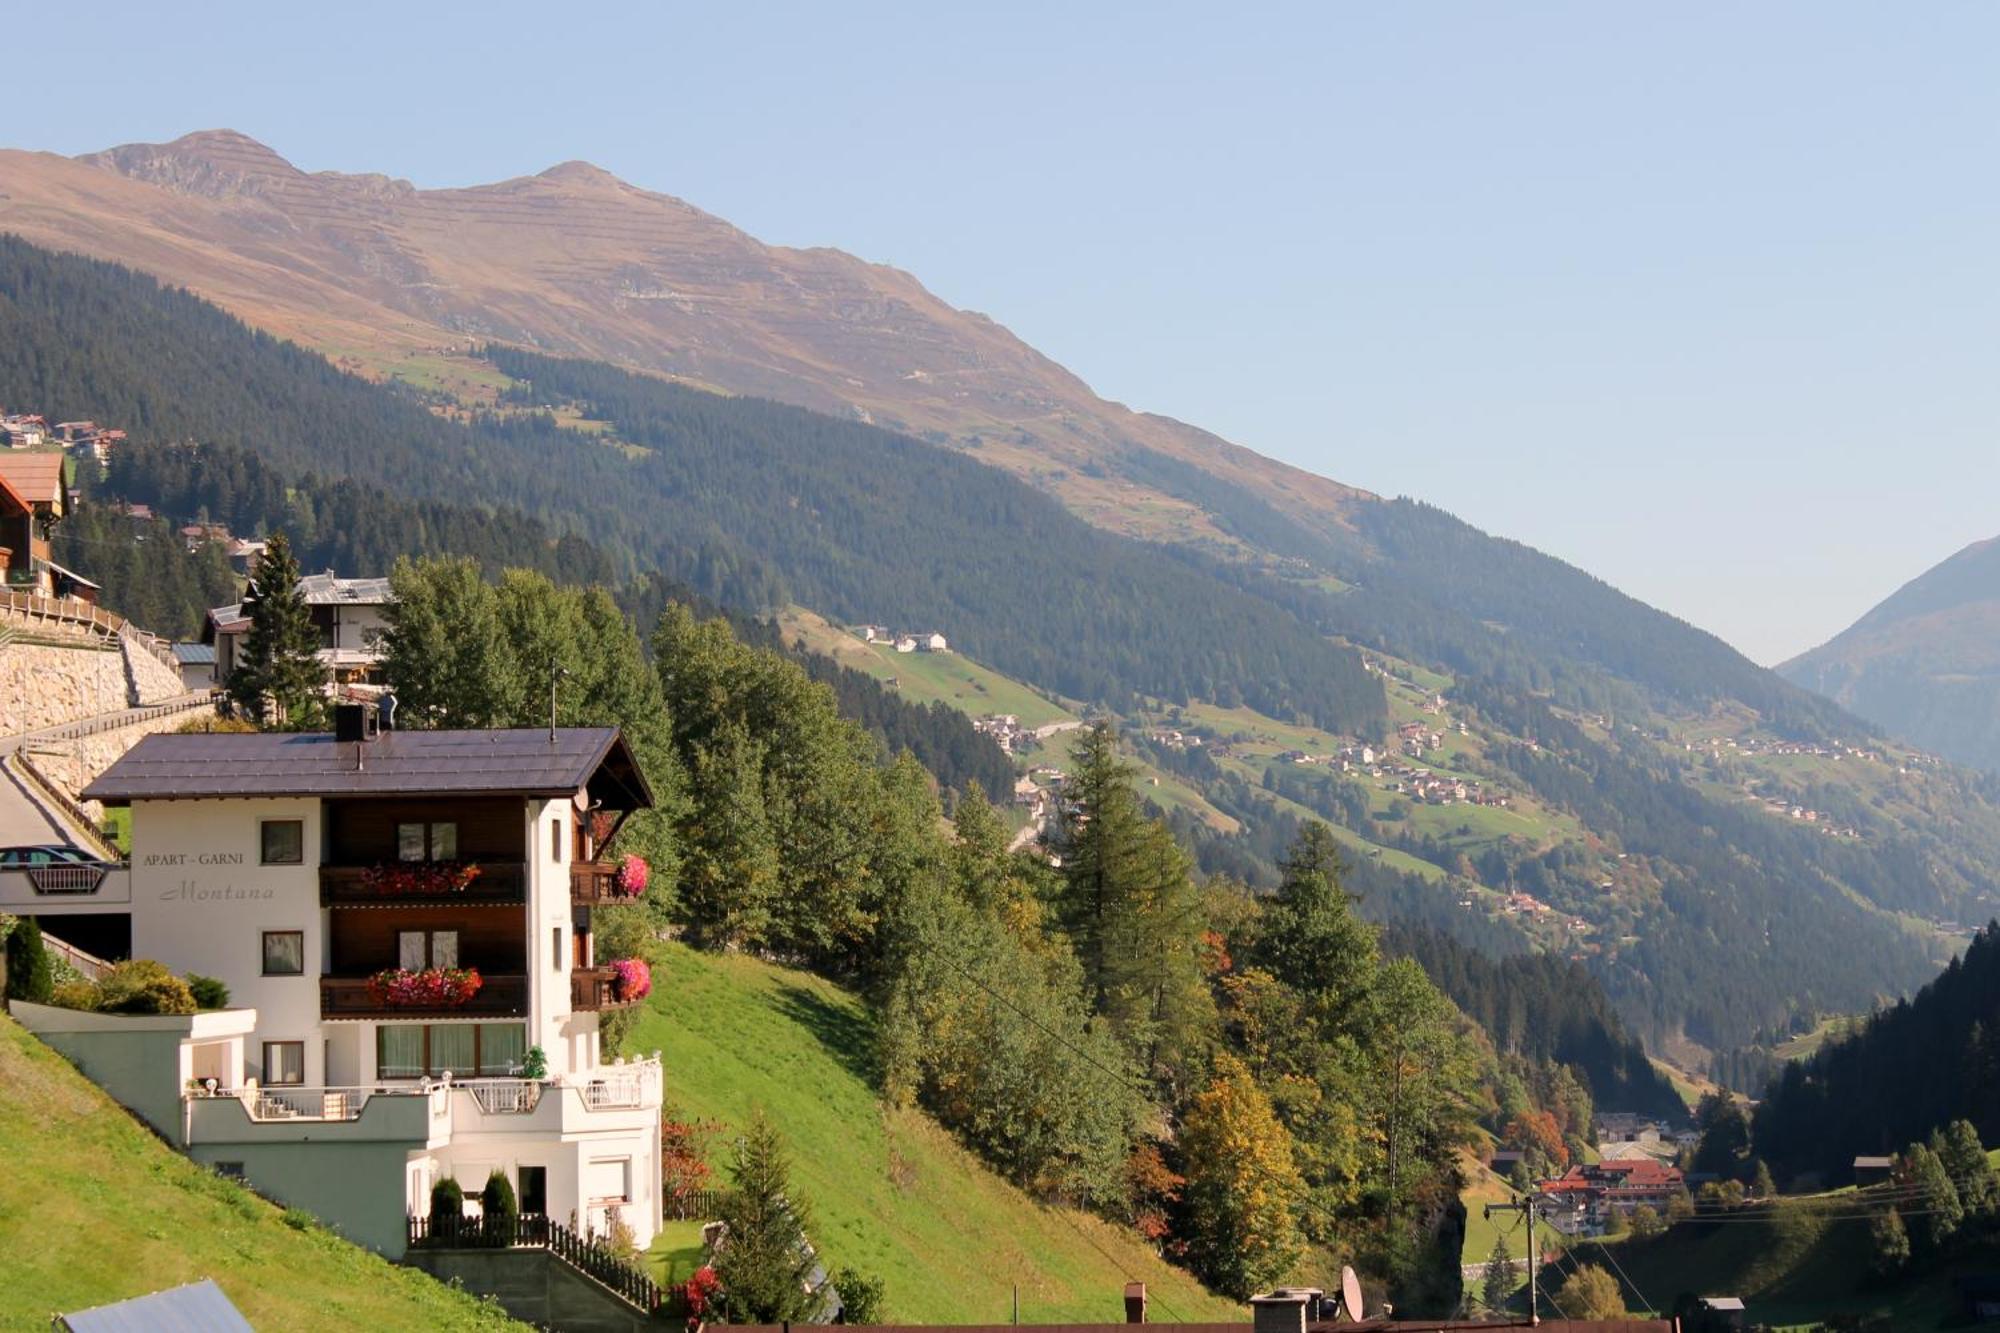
[10, 2, 1998, 663]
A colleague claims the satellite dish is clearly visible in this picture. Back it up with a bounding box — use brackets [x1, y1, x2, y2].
[1339, 1267, 1363, 1322]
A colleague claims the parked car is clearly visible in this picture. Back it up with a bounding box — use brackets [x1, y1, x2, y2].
[0, 844, 107, 868]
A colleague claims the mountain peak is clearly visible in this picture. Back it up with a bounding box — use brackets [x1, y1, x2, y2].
[536, 159, 623, 188]
[79, 128, 302, 198]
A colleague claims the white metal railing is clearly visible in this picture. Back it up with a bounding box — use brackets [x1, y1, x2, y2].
[580, 1056, 662, 1111]
[194, 1084, 445, 1123]
[466, 1079, 544, 1115]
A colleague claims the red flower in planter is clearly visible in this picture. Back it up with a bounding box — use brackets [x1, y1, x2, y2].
[367, 966, 484, 1008]
[361, 861, 483, 898]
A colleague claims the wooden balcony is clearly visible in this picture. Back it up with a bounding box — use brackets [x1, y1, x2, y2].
[569, 860, 633, 907]
[320, 972, 529, 1019]
[570, 966, 640, 1013]
[320, 861, 527, 907]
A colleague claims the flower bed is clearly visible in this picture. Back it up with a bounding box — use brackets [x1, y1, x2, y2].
[608, 957, 652, 1003]
[611, 854, 649, 899]
[361, 861, 483, 898]
[367, 966, 484, 1009]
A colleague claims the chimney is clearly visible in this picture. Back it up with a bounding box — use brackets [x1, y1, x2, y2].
[1123, 1283, 1146, 1324]
[1272, 1288, 1325, 1324]
[333, 702, 378, 744]
[1250, 1292, 1308, 1333]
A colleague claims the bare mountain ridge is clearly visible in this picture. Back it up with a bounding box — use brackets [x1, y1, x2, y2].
[0, 129, 1367, 551]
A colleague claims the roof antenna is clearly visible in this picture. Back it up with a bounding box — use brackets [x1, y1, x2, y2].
[549, 662, 571, 743]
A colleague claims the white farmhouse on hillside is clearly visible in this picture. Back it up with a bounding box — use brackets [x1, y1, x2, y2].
[20, 710, 663, 1257]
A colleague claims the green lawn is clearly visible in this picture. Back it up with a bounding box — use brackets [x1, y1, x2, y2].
[623, 943, 1244, 1325]
[0, 1013, 521, 1331]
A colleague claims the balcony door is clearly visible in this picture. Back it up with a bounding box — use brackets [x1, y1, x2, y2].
[398, 930, 459, 970]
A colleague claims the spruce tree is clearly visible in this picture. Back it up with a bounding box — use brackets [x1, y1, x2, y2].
[715, 1110, 819, 1323]
[4, 918, 53, 1003]
[1481, 1232, 1518, 1313]
[230, 533, 326, 729]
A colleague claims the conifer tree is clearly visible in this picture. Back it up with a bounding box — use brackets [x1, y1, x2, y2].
[1480, 1232, 1518, 1314]
[715, 1110, 819, 1323]
[229, 533, 326, 728]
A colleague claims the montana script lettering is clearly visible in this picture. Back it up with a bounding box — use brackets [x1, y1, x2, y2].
[158, 881, 274, 902]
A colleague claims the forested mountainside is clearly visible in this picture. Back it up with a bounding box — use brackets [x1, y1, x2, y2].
[1782, 536, 2000, 772]
[1753, 923, 2000, 1183]
[1380, 924, 1685, 1120]
[5, 233, 1995, 1068]
[0, 235, 1381, 734]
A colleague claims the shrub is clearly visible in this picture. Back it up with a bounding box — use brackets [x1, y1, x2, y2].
[49, 979, 102, 1011]
[521, 1044, 549, 1080]
[187, 973, 231, 1009]
[4, 917, 53, 1003]
[481, 1170, 519, 1242]
[832, 1266, 886, 1324]
[176, 714, 260, 734]
[430, 1176, 466, 1238]
[96, 960, 196, 1015]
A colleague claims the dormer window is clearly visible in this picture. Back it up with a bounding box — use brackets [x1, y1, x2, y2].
[397, 821, 458, 862]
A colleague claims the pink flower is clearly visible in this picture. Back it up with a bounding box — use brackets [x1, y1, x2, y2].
[612, 854, 650, 898]
[608, 957, 652, 1003]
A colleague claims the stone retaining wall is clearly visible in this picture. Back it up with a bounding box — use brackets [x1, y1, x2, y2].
[30, 705, 219, 826]
[0, 639, 131, 733]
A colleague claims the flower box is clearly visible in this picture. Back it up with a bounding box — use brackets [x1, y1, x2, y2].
[611, 854, 649, 898]
[608, 957, 652, 1003]
[361, 861, 483, 898]
[367, 966, 484, 1009]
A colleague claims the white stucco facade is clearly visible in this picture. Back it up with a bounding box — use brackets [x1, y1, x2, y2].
[56, 727, 664, 1257]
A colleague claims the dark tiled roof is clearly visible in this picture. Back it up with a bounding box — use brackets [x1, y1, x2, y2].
[82, 727, 652, 807]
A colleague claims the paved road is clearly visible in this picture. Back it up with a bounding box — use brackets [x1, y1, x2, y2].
[0, 693, 215, 850]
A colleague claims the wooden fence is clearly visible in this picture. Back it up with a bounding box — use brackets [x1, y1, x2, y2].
[406, 1212, 666, 1313]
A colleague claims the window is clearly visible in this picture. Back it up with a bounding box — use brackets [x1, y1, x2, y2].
[549, 819, 563, 862]
[398, 822, 459, 862]
[262, 930, 305, 976]
[260, 819, 304, 865]
[552, 926, 562, 970]
[262, 1041, 305, 1086]
[587, 1157, 633, 1204]
[377, 1023, 528, 1079]
[396, 929, 459, 971]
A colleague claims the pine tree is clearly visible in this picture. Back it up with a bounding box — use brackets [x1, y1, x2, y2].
[1481, 1232, 1518, 1314]
[1053, 724, 1150, 1010]
[229, 532, 327, 728]
[715, 1110, 819, 1323]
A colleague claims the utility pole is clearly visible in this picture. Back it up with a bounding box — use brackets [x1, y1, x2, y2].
[548, 663, 570, 743]
[1484, 1196, 1540, 1325]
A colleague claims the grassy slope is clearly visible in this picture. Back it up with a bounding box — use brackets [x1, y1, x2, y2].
[623, 943, 1244, 1325]
[778, 607, 1078, 729]
[0, 1012, 521, 1332]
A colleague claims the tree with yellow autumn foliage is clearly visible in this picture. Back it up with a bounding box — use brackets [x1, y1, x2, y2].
[1176, 1053, 1305, 1298]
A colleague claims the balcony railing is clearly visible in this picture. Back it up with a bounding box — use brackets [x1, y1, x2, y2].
[569, 860, 633, 907]
[320, 972, 529, 1019]
[320, 861, 527, 907]
[570, 965, 641, 1012]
